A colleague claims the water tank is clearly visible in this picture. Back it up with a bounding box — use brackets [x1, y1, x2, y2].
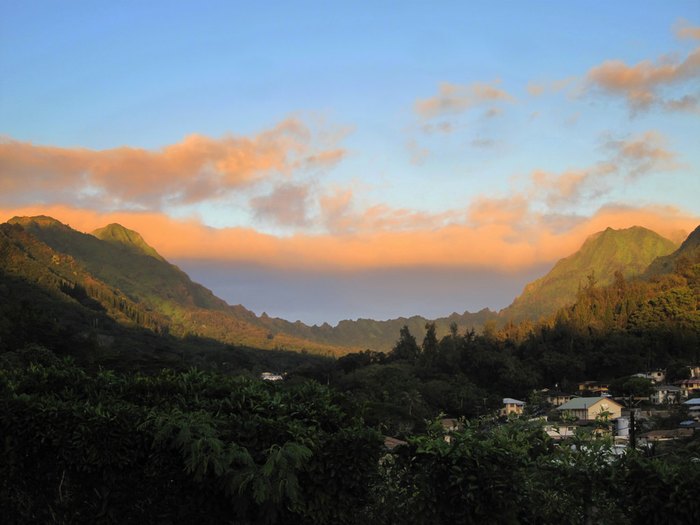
[616, 416, 629, 438]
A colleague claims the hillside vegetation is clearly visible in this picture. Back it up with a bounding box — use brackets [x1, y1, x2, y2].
[502, 226, 678, 322]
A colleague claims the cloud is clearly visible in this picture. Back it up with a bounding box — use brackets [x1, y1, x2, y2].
[470, 138, 496, 149]
[421, 121, 454, 135]
[0, 119, 345, 209]
[250, 182, 312, 227]
[406, 139, 430, 165]
[674, 19, 700, 40]
[414, 80, 514, 119]
[604, 130, 678, 178]
[586, 46, 700, 113]
[525, 131, 678, 209]
[2, 203, 695, 272]
[527, 82, 546, 97]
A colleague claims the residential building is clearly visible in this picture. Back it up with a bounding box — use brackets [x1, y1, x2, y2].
[260, 372, 284, 381]
[677, 378, 700, 399]
[542, 390, 576, 407]
[577, 381, 610, 396]
[556, 396, 623, 421]
[544, 422, 577, 441]
[651, 385, 681, 405]
[634, 369, 666, 384]
[500, 398, 525, 416]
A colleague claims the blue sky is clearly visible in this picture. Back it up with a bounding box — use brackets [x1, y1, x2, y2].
[1, 1, 699, 323]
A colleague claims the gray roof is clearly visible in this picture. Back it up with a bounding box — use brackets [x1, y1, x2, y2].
[503, 398, 525, 405]
[557, 396, 621, 411]
[683, 398, 700, 405]
[654, 385, 680, 391]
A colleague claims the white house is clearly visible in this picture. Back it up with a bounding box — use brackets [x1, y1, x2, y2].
[651, 385, 681, 405]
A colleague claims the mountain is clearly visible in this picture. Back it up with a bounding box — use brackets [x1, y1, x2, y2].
[644, 225, 700, 277]
[501, 226, 679, 323]
[4, 216, 495, 354]
[92, 223, 165, 261]
[258, 309, 496, 353]
[4, 216, 350, 356]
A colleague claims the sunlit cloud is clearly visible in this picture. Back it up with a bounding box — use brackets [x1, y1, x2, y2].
[0, 118, 345, 209]
[674, 19, 700, 40]
[2, 204, 695, 273]
[586, 45, 700, 114]
[415, 80, 515, 119]
[250, 182, 312, 228]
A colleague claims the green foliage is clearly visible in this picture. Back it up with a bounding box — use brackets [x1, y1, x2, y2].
[0, 349, 383, 524]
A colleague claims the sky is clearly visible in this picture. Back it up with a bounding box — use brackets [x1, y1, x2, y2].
[1, 1, 699, 324]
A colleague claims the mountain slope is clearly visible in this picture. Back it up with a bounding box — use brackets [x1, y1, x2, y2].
[501, 226, 678, 322]
[5, 217, 351, 356]
[644, 225, 700, 277]
[6, 216, 495, 353]
[259, 309, 496, 353]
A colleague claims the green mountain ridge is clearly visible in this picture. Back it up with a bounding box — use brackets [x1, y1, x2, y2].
[4, 216, 496, 353]
[4, 216, 693, 357]
[645, 224, 700, 277]
[501, 226, 679, 323]
[5, 216, 349, 355]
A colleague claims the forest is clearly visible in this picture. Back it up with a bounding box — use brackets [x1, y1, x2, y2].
[2, 344, 699, 525]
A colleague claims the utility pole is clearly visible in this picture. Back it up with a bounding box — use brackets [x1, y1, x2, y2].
[629, 407, 636, 450]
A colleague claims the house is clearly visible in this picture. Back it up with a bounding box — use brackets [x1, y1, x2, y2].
[683, 398, 700, 420]
[542, 390, 576, 407]
[677, 379, 700, 399]
[679, 420, 700, 431]
[500, 398, 525, 416]
[688, 365, 700, 379]
[383, 436, 408, 450]
[578, 381, 610, 396]
[651, 385, 681, 405]
[639, 428, 693, 444]
[556, 396, 623, 422]
[440, 418, 461, 443]
[634, 369, 666, 384]
[260, 372, 284, 381]
[544, 422, 577, 440]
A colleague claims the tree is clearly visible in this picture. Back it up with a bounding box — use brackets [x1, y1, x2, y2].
[388, 325, 420, 363]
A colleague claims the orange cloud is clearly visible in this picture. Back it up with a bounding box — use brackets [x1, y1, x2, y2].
[2, 204, 695, 272]
[415, 81, 514, 119]
[674, 19, 700, 40]
[0, 119, 344, 208]
[526, 131, 677, 209]
[586, 46, 700, 112]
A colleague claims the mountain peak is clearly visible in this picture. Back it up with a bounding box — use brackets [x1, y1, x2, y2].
[8, 215, 69, 230]
[91, 223, 164, 261]
[502, 225, 677, 322]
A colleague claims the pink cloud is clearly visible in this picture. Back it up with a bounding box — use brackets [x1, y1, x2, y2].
[5, 203, 693, 273]
[586, 46, 700, 113]
[415, 81, 514, 119]
[0, 119, 344, 209]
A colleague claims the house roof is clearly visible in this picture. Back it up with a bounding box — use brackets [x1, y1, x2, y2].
[383, 436, 408, 450]
[556, 396, 622, 411]
[683, 398, 700, 405]
[503, 398, 525, 405]
[654, 385, 680, 391]
[640, 429, 693, 440]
